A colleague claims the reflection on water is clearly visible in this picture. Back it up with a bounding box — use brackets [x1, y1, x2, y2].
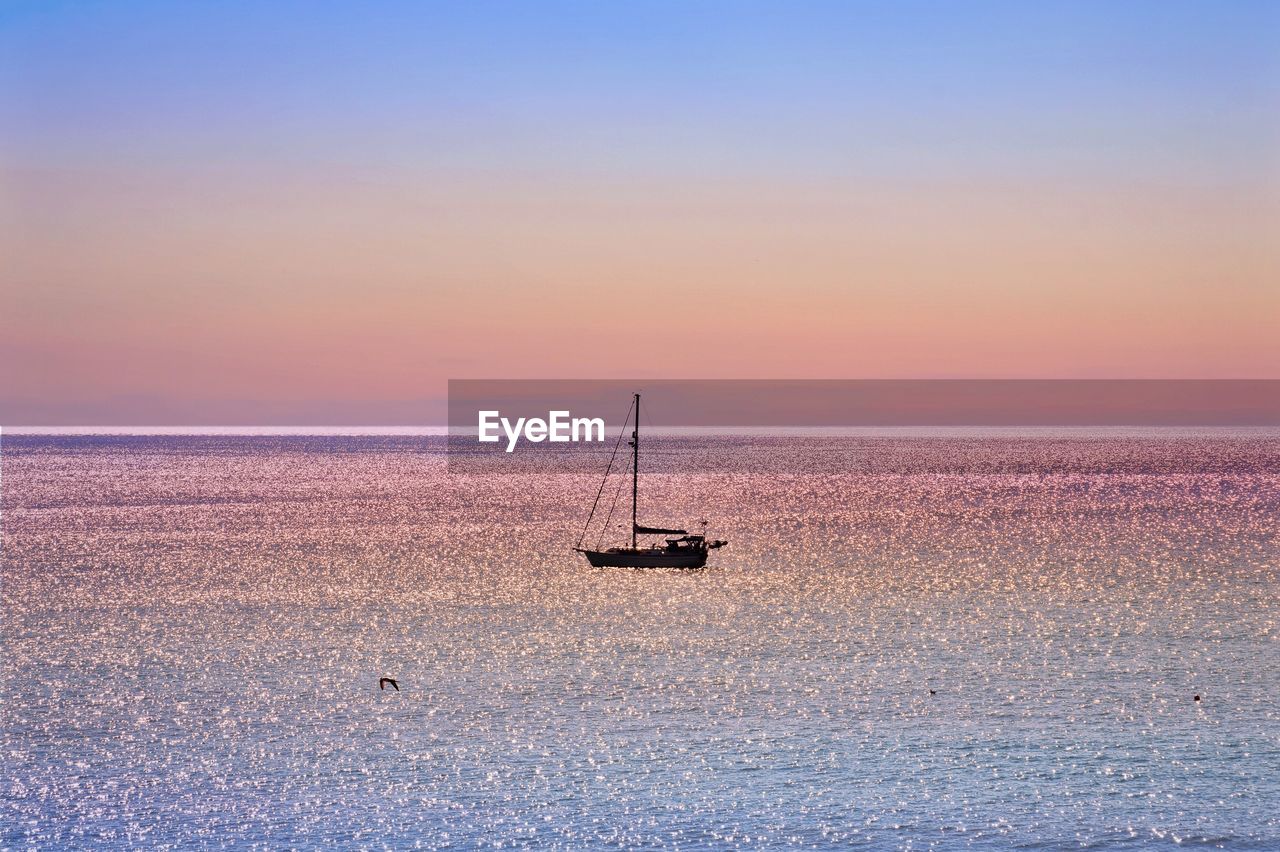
[3, 434, 1278, 848]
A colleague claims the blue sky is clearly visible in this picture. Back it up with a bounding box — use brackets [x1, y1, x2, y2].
[5, 0, 1276, 183]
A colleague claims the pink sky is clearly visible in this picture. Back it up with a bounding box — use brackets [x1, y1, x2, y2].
[4, 174, 1277, 423]
[3, 3, 1277, 424]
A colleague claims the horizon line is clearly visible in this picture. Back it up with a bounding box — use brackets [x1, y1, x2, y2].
[6, 425, 1280, 437]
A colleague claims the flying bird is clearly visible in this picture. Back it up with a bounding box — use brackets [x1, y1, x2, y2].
[380, 678, 399, 692]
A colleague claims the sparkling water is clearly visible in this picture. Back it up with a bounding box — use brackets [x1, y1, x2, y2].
[3, 432, 1278, 848]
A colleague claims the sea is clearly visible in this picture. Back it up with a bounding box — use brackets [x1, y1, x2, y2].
[2, 429, 1278, 849]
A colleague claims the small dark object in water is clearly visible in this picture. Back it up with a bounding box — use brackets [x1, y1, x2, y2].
[380, 678, 399, 692]
[1194, 694, 1200, 702]
[929, 689, 937, 696]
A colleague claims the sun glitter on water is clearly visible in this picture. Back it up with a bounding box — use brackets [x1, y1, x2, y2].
[2, 431, 1278, 847]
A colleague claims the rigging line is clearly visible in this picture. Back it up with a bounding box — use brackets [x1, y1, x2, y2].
[598, 454, 632, 550]
[576, 396, 635, 549]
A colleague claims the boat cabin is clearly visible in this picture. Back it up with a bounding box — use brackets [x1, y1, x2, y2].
[665, 535, 706, 552]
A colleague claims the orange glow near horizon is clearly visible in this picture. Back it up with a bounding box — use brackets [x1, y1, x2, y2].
[5, 174, 1276, 414]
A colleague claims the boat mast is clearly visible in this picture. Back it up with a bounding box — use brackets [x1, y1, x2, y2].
[632, 392, 639, 550]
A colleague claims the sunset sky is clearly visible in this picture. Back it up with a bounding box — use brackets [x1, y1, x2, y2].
[2, 1, 1278, 423]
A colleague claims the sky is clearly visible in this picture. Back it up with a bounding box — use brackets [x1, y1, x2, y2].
[2, 1, 1278, 423]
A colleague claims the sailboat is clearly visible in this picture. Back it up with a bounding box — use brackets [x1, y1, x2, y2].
[575, 393, 727, 569]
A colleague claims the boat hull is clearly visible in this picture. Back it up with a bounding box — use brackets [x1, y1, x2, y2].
[578, 547, 708, 569]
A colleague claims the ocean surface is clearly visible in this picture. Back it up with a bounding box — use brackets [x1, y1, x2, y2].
[3, 431, 1278, 849]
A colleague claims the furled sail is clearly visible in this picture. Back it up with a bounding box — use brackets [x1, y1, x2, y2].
[634, 524, 687, 535]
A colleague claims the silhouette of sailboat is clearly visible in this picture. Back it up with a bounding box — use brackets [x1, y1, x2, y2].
[575, 393, 727, 569]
